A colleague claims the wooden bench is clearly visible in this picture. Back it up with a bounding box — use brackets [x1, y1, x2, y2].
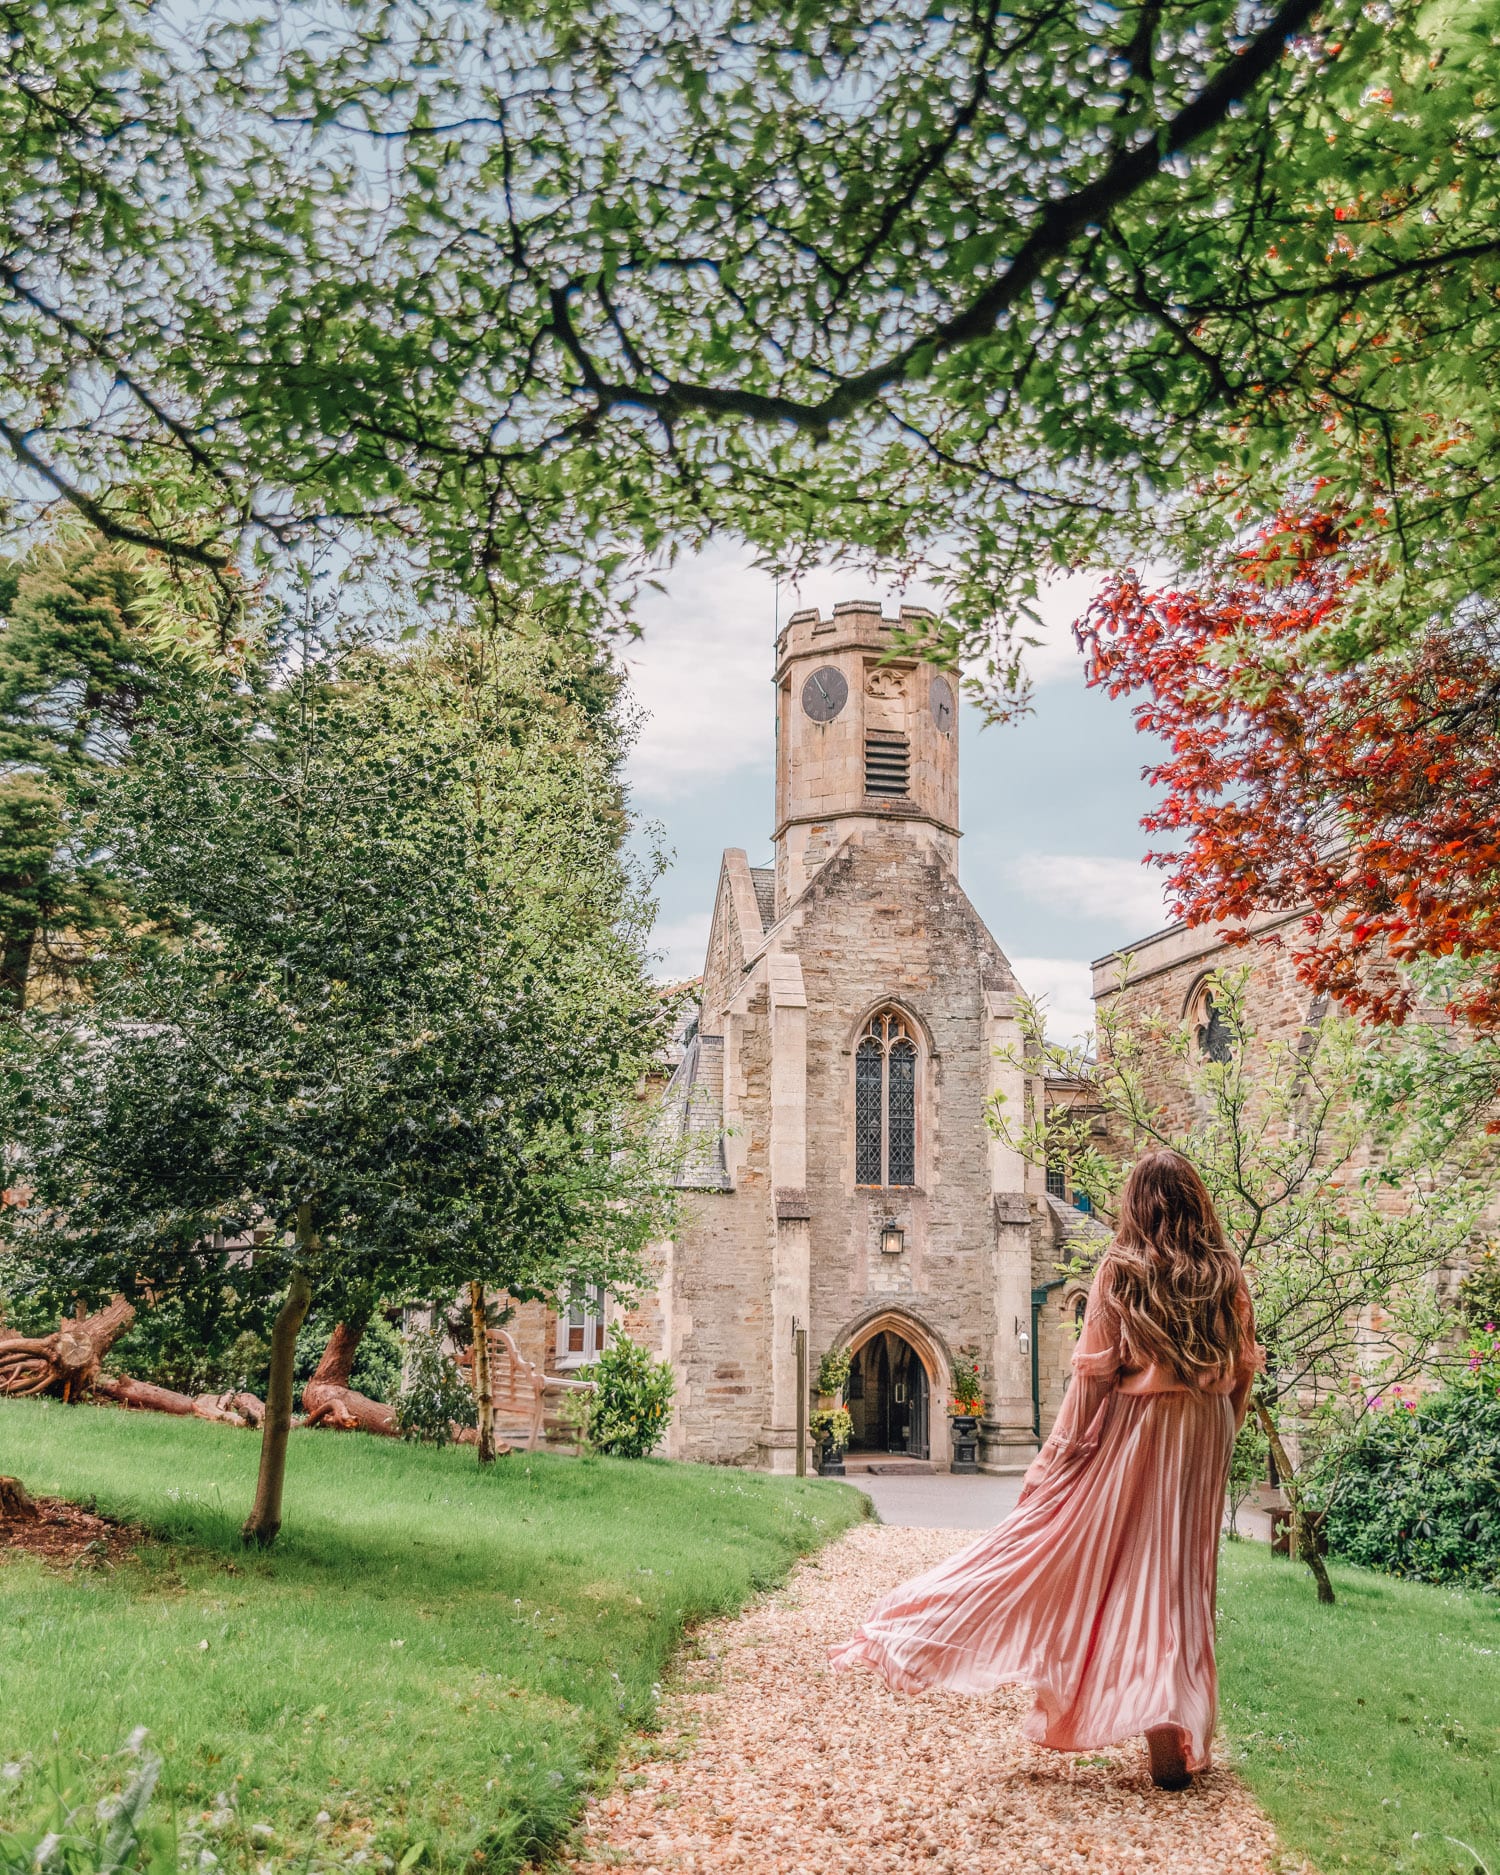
[487, 1328, 595, 1451]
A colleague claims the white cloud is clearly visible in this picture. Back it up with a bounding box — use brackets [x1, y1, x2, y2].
[1002, 573, 1101, 687]
[1010, 855, 1170, 936]
[623, 545, 951, 799]
[649, 911, 711, 983]
[1009, 956, 1096, 1050]
[623, 548, 777, 797]
[618, 534, 1183, 799]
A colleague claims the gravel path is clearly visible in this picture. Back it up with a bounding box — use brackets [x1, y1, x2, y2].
[556, 1523, 1295, 1875]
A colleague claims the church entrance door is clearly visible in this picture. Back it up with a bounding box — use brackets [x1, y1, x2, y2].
[847, 1330, 930, 1459]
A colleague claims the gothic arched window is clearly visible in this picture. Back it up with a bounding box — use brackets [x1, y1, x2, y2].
[855, 1009, 919, 1187]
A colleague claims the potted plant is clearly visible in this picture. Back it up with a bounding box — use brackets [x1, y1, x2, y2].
[810, 1405, 853, 1477]
[812, 1345, 853, 1474]
[948, 1349, 984, 1474]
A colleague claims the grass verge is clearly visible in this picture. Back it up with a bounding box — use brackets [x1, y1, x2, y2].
[0, 1398, 866, 1874]
[1219, 1538, 1500, 1875]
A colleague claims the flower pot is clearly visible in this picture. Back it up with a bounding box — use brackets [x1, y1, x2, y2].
[949, 1413, 979, 1474]
[817, 1442, 847, 1477]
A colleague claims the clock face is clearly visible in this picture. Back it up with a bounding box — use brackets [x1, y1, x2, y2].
[801, 666, 848, 723]
[930, 674, 955, 733]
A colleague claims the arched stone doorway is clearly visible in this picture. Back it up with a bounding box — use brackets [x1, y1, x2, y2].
[844, 1313, 949, 1463]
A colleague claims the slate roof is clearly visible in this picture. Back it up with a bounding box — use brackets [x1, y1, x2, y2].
[1043, 1192, 1110, 1261]
[662, 1025, 733, 1191]
[750, 866, 777, 934]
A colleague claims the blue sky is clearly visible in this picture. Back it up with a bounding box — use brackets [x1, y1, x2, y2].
[619, 544, 1170, 1045]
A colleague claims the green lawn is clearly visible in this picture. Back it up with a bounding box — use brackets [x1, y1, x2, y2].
[0, 1399, 867, 1874]
[7, 1403, 1498, 1875]
[1219, 1539, 1500, 1875]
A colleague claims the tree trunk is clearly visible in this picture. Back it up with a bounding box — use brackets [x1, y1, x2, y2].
[0, 1295, 136, 1399]
[1254, 1397, 1335, 1605]
[301, 1317, 399, 1436]
[0, 1476, 38, 1519]
[469, 1282, 496, 1465]
[309, 1319, 363, 1388]
[221, 1391, 266, 1428]
[0, 923, 36, 1018]
[241, 1237, 314, 1549]
[91, 1373, 252, 1424]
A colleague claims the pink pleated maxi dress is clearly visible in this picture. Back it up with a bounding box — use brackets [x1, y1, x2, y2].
[830, 1260, 1263, 1772]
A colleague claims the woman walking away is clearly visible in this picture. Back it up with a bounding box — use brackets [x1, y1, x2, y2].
[830, 1149, 1263, 1791]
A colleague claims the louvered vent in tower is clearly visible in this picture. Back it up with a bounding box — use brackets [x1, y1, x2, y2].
[864, 729, 910, 797]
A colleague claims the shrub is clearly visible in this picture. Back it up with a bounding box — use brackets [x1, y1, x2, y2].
[1311, 1335, 1500, 1590]
[1458, 1245, 1500, 1329]
[101, 1287, 275, 1397]
[815, 1344, 851, 1399]
[578, 1333, 675, 1459]
[947, 1348, 984, 1416]
[394, 1328, 476, 1445]
[810, 1406, 852, 1455]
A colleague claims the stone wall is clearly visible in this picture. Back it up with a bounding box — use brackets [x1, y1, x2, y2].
[1091, 913, 1320, 1143]
[789, 826, 1020, 1451]
[699, 849, 758, 1034]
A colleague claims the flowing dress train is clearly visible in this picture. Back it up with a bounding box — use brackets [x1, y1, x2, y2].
[829, 1263, 1262, 1772]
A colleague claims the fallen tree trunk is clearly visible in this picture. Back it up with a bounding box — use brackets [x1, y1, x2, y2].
[301, 1319, 398, 1436]
[221, 1391, 266, 1428]
[91, 1373, 255, 1425]
[0, 1297, 136, 1400]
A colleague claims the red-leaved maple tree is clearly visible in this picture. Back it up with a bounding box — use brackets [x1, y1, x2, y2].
[1077, 512, 1500, 1031]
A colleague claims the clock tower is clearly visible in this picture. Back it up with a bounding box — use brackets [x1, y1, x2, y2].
[773, 599, 960, 913]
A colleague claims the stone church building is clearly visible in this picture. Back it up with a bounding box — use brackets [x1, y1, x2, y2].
[618, 599, 1100, 1472]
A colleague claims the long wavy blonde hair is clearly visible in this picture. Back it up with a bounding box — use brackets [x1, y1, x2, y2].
[1104, 1150, 1243, 1384]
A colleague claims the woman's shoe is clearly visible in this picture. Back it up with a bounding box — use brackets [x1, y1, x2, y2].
[1146, 1726, 1192, 1791]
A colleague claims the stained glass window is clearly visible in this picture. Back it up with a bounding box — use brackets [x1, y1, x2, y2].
[887, 1040, 916, 1185]
[854, 1010, 919, 1187]
[855, 1038, 884, 1184]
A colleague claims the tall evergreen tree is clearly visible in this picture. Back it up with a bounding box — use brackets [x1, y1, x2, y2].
[0, 530, 225, 1011]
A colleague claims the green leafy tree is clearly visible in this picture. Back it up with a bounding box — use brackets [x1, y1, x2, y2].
[0, 591, 675, 1544]
[994, 967, 1485, 1603]
[1226, 1414, 1271, 1541]
[4, 3, 1499, 686]
[0, 529, 224, 1012]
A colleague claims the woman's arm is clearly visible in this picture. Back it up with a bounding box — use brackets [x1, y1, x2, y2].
[1228, 1277, 1266, 1431]
[1019, 1265, 1122, 1501]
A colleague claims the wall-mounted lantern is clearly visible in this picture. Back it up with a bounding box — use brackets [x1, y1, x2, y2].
[880, 1221, 904, 1257]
